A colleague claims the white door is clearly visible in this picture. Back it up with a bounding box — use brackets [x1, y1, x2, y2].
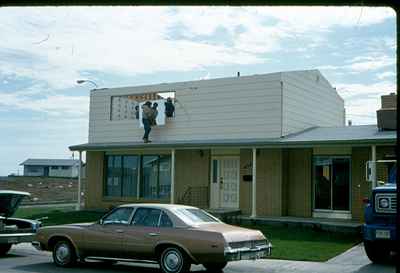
[210, 157, 240, 209]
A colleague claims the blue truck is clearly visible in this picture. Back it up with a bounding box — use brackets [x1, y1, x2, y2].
[363, 161, 397, 263]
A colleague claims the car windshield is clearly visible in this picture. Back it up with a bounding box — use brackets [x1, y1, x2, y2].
[173, 208, 219, 225]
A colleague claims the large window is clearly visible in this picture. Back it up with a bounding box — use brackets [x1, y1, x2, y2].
[105, 155, 139, 197]
[141, 155, 171, 199]
[314, 156, 350, 211]
[105, 154, 170, 199]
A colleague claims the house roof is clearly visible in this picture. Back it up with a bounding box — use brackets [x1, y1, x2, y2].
[69, 125, 396, 151]
[20, 159, 80, 166]
[282, 125, 396, 144]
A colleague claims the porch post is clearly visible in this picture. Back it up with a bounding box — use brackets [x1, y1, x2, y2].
[171, 149, 176, 204]
[371, 145, 376, 189]
[251, 148, 257, 218]
[76, 151, 82, 211]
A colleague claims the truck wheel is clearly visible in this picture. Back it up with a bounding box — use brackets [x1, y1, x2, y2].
[364, 241, 389, 263]
[159, 247, 191, 273]
[53, 240, 77, 267]
[0, 244, 12, 255]
[203, 261, 228, 272]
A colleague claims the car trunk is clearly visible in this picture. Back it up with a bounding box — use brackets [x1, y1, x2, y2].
[194, 223, 265, 242]
[0, 191, 35, 233]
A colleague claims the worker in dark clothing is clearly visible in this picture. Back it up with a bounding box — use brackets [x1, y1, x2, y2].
[142, 101, 152, 143]
[151, 102, 158, 126]
[165, 97, 175, 117]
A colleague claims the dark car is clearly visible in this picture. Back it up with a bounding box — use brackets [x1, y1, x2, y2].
[0, 190, 41, 255]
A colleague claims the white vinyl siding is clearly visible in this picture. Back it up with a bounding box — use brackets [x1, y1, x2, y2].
[88, 70, 345, 143]
[281, 70, 345, 136]
[89, 73, 283, 143]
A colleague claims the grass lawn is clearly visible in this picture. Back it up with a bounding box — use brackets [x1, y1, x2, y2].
[15, 207, 361, 262]
[15, 207, 106, 226]
[242, 223, 361, 262]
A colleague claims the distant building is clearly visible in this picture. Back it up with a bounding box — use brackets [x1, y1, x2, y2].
[19, 159, 81, 178]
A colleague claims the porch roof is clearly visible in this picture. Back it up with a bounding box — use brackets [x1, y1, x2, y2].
[69, 125, 395, 151]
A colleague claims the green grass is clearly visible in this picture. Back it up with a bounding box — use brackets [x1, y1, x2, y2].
[15, 207, 106, 226]
[15, 207, 361, 262]
[241, 223, 361, 262]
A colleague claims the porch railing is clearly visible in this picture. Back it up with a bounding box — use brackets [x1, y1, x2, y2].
[178, 186, 209, 209]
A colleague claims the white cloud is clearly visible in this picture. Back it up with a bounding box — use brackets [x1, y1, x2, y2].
[0, 87, 89, 117]
[336, 81, 396, 125]
[376, 71, 396, 80]
[0, 6, 395, 92]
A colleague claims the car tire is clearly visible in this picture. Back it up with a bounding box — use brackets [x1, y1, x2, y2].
[53, 240, 77, 267]
[159, 247, 191, 273]
[0, 244, 12, 255]
[364, 241, 389, 263]
[203, 261, 228, 272]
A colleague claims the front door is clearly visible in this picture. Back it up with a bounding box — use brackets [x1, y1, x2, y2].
[313, 156, 351, 218]
[210, 157, 240, 209]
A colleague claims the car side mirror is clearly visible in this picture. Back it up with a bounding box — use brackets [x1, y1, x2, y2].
[99, 219, 104, 225]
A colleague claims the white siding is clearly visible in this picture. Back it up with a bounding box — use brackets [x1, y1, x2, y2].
[89, 73, 283, 143]
[281, 70, 345, 136]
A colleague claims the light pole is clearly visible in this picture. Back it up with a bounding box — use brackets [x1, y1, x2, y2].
[76, 79, 98, 89]
[75, 79, 97, 210]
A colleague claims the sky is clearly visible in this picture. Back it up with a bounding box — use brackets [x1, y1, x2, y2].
[0, 6, 396, 176]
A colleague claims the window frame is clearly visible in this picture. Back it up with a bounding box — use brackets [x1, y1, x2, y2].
[104, 154, 171, 200]
[130, 207, 174, 228]
[100, 207, 135, 225]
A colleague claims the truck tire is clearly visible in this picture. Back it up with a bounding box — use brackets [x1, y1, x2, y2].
[364, 241, 389, 263]
[0, 244, 12, 255]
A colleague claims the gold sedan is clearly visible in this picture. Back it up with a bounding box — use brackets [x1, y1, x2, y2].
[33, 204, 272, 273]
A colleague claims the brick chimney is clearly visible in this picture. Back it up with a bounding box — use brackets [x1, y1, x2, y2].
[377, 92, 397, 130]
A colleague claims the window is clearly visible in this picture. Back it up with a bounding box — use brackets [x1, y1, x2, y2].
[51, 166, 58, 170]
[173, 208, 219, 225]
[61, 166, 69, 170]
[105, 155, 139, 197]
[102, 207, 134, 225]
[141, 155, 171, 199]
[132, 208, 161, 227]
[314, 156, 350, 211]
[104, 155, 170, 199]
[160, 212, 173, 227]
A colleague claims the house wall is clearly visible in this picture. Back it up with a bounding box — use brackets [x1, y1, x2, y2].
[282, 70, 345, 136]
[48, 167, 74, 177]
[351, 147, 371, 222]
[285, 148, 313, 217]
[23, 166, 45, 176]
[175, 150, 210, 206]
[239, 149, 284, 217]
[85, 151, 105, 209]
[85, 149, 211, 210]
[89, 73, 283, 143]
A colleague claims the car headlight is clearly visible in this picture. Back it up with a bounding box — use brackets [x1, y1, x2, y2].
[379, 198, 390, 208]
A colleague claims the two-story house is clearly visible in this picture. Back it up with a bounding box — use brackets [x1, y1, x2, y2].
[70, 70, 396, 222]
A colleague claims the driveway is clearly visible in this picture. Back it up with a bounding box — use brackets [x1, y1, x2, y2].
[0, 243, 396, 273]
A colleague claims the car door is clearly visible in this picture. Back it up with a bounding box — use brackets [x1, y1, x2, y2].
[123, 208, 171, 260]
[82, 207, 134, 258]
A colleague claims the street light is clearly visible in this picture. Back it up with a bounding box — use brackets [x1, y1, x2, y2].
[76, 79, 98, 89]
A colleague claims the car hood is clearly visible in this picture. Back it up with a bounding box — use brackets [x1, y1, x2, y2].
[0, 190, 30, 218]
[193, 223, 265, 242]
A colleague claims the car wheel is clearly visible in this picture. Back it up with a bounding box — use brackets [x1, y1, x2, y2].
[159, 247, 191, 273]
[0, 244, 12, 255]
[203, 262, 227, 272]
[53, 240, 77, 267]
[364, 241, 389, 263]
